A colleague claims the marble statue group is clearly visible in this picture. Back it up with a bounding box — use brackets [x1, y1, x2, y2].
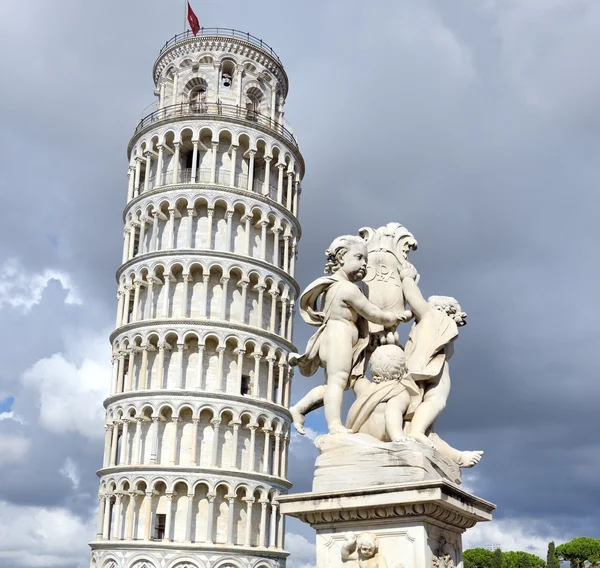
[289, 222, 483, 471]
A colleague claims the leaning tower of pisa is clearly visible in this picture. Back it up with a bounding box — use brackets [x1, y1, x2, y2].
[90, 28, 304, 568]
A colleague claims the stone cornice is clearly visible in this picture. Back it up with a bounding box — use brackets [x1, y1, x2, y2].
[278, 480, 495, 530]
[96, 464, 292, 491]
[90, 539, 289, 557]
[153, 36, 289, 98]
[123, 183, 302, 238]
[116, 248, 300, 296]
[104, 388, 293, 421]
[109, 318, 297, 352]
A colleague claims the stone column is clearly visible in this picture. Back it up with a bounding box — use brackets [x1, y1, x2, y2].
[122, 229, 130, 263]
[220, 276, 229, 320]
[133, 158, 142, 196]
[164, 493, 174, 542]
[210, 418, 222, 468]
[291, 241, 297, 277]
[149, 416, 160, 464]
[119, 419, 130, 465]
[269, 290, 279, 333]
[273, 433, 281, 477]
[131, 281, 142, 322]
[139, 345, 149, 389]
[126, 165, 135, 201]
[263, 155, 272, 196]
[162, 276, 172, 318]
[293, 181, 300, 216]
[229, 145, 238, 187]
[269, 502, 279, 548]
[216, 346, 226, 392]
[122, 286, 131, 324]
[266, 356, 275, 402]
[138, 217, 147, 255]
[190, 141, 199, 183]
[262, 428, 272, 474]
[286, 171, 294, 209]
[230, 420, 241, 469]
[235, 349, 245, 394]
[110, 356, 119, 395]
[180, 273, 191, 317]
[272, 228, 281, 266]
[167, 207, 176, 249]
[128, 223, 137, 258]
[132, 417, 143, 465]
[244, 498, 254, 546]
[252, 353, 261, 397]
[256, 285, 265, 326]
[260, 220, 268, 260]
[247, 149, 256, 191]
[277, 363, 286, 405]
[124, 350, 135, 392]
[283, 236, 290, 272]
[116, 291, 125, 327]
[277, 507, 285, 548]
[276, 163, 285, 204]
[116, 354, 126, 393]
[205, 208, 215, 249]
[150, 211, 160, 251]
[259, 499, 268, 547]
[176, 342, 187, 388]
[243, 214, 251, 255]
[170, 417, 179, 465]
[112, 493, 123, 540]
[210, 141, 219, 183]
[207, 493, 216, 544]
[110, 421, 120, 466]
[226, 495, 236, 544]
[185, 492, 194, 542]
[238, 280, 249, 324]
[143, 491, 153, 540]
[156, 145, 164, 187]
[281, 435, 289, 479]
[186, 208, 195, 248]
[225, 210, 234, 251]
[155, 343, 167, 388]
[195, 344, 205, 389]
[125, 492, 136, 540]
[288, 301, 295, 342]
[103, 425, 112, 467]
[102, 496, 112, 539]
[144, 278, 155, 319]
[285, 366, 293, 408]
[248, 424, 257, 472]
[144, 153, 152, 192]
[201, 274, 210, 318]
[190, 418, 200, 465]
[172, 142, 180, 183]
[280, 297, 288, 338]
[96, 496, 106, 539]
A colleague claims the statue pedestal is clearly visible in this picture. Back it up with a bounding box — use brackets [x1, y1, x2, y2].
[279, 480, 494, 568]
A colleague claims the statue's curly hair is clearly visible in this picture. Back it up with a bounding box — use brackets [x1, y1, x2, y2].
[369, 344, 407, 383]
[357, 532, 379, 552]
[428, 295, 467, 325]
[324, 235, 366, 274]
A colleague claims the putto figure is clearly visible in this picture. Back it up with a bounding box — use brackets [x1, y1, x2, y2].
[341, 532, 388, 568]
[289, 235, 400, 435]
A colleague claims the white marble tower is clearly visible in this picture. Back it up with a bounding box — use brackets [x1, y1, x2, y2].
[90, 28, 304, 568]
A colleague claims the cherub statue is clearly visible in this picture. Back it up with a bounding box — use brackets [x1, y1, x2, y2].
[400, 263, 483, 466]
[341, 532, 387, 568]
[289, 235, 401, 435]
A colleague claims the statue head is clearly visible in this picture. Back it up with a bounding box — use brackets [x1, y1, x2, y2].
[428, 295, 467, 327]
[356, 532, 378, 559]
[324, 235, 368, 282]
[369, 344, 407, 383]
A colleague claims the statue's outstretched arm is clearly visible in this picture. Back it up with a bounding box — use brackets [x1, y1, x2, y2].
[345, 284, 398, 327]
[401, 276, 429, 321]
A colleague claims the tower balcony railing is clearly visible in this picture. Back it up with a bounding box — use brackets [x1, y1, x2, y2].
[158, 28, 282, 64]
[133, 102, 299, 149]
[136, 167, 280, 198]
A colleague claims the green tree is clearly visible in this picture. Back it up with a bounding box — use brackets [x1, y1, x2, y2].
[502, 551, 545, 568]
[464, 548, 493, 568]
[492, 549, 503, 568]
[547, 541, 560, 568]
[556, 537, 600, 568]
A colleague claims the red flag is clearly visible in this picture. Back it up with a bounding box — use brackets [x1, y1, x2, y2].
[187, 2, 200, 36]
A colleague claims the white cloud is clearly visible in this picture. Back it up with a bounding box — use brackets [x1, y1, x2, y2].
[0, 258, 81, 312]
[21, 329, 110, 439]
[464, 518, 567, 558]
[0, 433, 30, 465]
[59, 457, 80, 490]
[0, 500, 94, 567]
[286, 532, 316, 568]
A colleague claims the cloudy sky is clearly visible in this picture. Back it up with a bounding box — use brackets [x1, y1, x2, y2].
[1, 0, 600, 566]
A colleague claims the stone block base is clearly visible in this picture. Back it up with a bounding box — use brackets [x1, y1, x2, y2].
[279, 480, 494, 568]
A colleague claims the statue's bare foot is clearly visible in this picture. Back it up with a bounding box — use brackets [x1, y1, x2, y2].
[459, 450, 483, 468]
[328, 422, 353, 435]
[392, 435, 412, 443]
[408, 432, 437, 449]
[290, 405, 306, 435]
